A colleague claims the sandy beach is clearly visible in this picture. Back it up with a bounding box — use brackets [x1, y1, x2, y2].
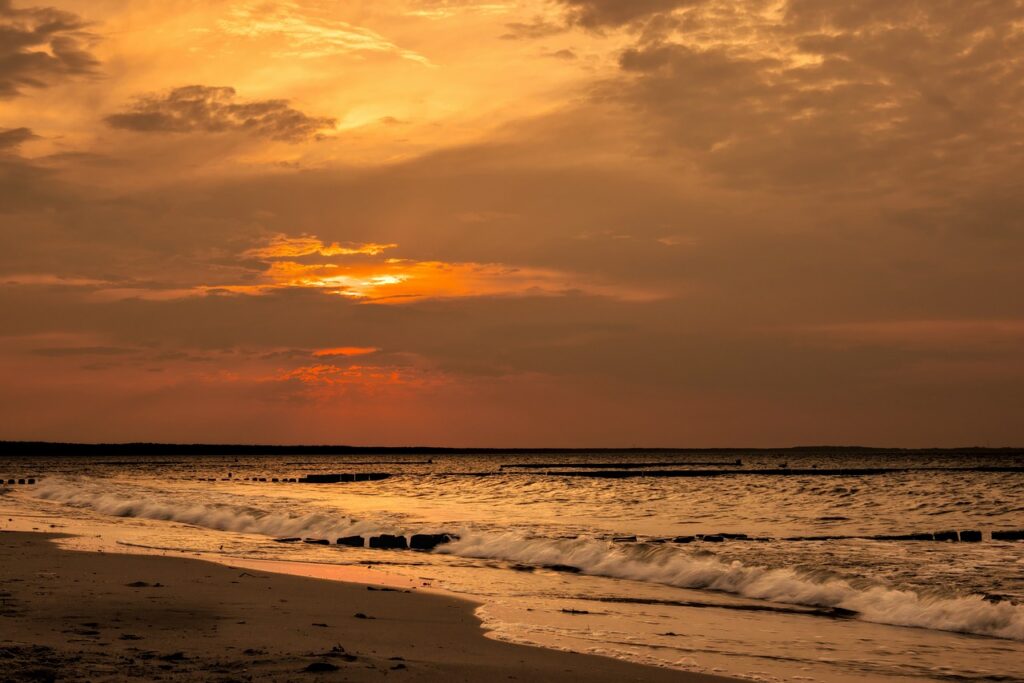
[0, 531, 735, 682]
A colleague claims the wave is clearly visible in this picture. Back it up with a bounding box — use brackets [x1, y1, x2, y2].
[439, 533, 1024, 641]
[31, 479, 385, 540]
[28, 479, 1024, 641]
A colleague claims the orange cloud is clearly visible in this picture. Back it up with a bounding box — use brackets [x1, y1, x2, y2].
[29, 235, 660, 304]
[276, 363, 450, 400]
[244, 234, 397, 259]
[258, 258, 598, 300]
[312, 346, 379, 357]
[224, 234, 660, 302]
[217, 2, 432, 65]
[280, 363, 396, 385]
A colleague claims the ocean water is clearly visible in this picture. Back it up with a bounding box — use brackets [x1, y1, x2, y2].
[1, 450, 1023, 682]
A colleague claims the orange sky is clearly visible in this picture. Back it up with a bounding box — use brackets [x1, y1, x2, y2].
[2, 0, 1023, 446]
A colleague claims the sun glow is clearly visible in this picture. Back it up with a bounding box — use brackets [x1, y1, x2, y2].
[312, 346, 379, 357]
[215, 234, 657, 303]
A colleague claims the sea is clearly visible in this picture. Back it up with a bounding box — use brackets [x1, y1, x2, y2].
[1, 449, 1023, 682]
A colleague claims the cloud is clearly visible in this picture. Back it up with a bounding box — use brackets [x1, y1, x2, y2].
[0, 0, 98, 98]
[4, 36, 1024, 448]
[105, 85, 336, 142]
[557, 0, 697, 28]
[217, 1, 430, 65]
[0, 127, 69, 213]
[500, 18, 565, 40]
[243, 235, 396, 259]
[0, 125, 34, 150]
[278, 362, 445, 392]
[407, 1, 514, 20]
[596, 1, 1024, 195]
[222, 233, 662, 302]
[546, 49, 577, 60]
[31, 345, 132, 357]
[800, 320, 1024, 352]
[312, 346, 379, 358]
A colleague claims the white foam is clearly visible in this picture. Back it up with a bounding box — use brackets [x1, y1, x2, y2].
[29, 479, 1024, 641]
[439, 533, 1024, 641]
[31, 479, 380, 540]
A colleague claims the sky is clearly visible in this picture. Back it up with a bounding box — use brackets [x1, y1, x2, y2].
[1, 0, 1023, 446]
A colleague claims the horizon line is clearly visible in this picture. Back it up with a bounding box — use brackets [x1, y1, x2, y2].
[2, 440, 1023, 454]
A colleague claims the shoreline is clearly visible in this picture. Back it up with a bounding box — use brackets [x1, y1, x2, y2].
[0, 530, 738, 682]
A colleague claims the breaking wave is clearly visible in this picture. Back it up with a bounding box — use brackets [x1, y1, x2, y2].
[441, 533, 1024, 641]
[31, 479, 383, 540]
[29, 479, 1024, 642]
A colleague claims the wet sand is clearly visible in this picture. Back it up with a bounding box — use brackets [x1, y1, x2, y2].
[0, 531, 735, 682]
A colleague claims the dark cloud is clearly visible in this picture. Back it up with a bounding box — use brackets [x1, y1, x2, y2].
[4, 264, 1023, 445]
[546, 49, 577, 60]
[601, 1, 1024, 195]
[557, 0, 698, 28]
[0, 0, 98, 98]
[0, 126, 69, 213]
[500, 18, 564, 40]
[0, 125, 34, 150]
[31, 345, 132, 357]
[105, 85, 337, 143]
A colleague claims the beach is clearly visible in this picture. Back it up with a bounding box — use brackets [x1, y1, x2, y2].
[2, 451, 1023, 682]
[0, 531, 734, 682]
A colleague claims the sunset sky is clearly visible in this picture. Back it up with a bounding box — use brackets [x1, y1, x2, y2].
[2, 0, 1023, 446]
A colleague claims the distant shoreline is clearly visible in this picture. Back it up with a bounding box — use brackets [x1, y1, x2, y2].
[2, 441, 1023, 456]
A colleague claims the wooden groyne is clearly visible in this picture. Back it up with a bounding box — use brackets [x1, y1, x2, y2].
[500, 460, 743, 469]
[544, 466, 1024, 478]
[195, 472, 391, 483]
[274, 533, 456, 550]
[642, 530, 1024, 544]
[1, 478, 37, 485]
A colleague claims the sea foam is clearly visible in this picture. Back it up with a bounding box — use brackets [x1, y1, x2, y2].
[439, 533, 1024, 641]
[31, 479, 381, 540]
[29, 479, 1024, 641]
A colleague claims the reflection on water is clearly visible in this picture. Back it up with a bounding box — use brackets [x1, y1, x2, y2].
[1, 450, 1023, 682]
